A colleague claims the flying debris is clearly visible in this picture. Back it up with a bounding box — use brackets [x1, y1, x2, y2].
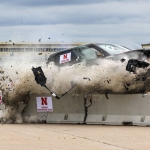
[31, 67, 47, 86]
[32, 67, 76, 99]
[83, 77, 91, 81]
[120, 58, 126, 63]
[126, 59, 149, 73]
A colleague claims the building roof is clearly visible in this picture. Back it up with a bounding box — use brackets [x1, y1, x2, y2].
[141, 43, 150, 49]
[0, 41, 88, 45]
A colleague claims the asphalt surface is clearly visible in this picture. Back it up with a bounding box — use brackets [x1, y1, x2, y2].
[0, 124, 150, 150]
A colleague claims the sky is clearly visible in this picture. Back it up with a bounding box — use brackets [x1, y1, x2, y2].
[0, 0, 150, 49]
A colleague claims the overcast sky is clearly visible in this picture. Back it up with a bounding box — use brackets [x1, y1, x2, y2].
[0, 0, 150, 48]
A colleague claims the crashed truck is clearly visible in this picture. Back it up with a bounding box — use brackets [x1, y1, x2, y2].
[1, 43, 150, 125]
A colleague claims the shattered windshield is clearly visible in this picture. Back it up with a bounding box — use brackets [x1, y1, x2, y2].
[96, 44, 130, 55]
[72, 46, 97, 61]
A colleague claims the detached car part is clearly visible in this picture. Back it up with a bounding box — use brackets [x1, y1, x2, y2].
[32, 67, 76, 99]
[126, 59, 149, 73]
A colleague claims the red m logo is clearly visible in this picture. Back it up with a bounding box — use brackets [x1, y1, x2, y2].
[41, 97, 48, 105]
[63, 54, 67, 59]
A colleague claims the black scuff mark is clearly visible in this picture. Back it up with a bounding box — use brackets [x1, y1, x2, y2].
[105, 90, 111, 99]
[105, 93, 109, 99]
[84, 94, 93, 123]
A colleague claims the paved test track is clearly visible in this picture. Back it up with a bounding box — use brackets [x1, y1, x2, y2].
[0, 124, 150, 150]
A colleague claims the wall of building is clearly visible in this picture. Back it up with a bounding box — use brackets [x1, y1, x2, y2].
[141, 44, 150, 49]
[0, 42, 87, 59]
[0, 42, 86, 53]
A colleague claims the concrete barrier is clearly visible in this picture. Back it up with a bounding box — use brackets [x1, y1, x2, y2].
[23, 93, 150, 126]
[46, 94, 85, 123]
[86, 94, 150, 126]
[22, 94, 51, 122]
[22, 94, 85, 123]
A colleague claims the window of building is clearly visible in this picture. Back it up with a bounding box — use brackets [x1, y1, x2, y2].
[25, 48, 33, 52]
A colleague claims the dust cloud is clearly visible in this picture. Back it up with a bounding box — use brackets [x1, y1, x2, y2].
[47, 58, 150, 95]
[0, 55, 47, 124]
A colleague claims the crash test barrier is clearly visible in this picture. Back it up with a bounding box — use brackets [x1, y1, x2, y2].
[22, 93, 150, 126]
[22, 94, 85, 123]
[86, 94, 150, 126]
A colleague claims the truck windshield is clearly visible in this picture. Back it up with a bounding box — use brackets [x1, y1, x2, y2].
[72, 46, 97, 61]
[96, 44, 130, 55]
